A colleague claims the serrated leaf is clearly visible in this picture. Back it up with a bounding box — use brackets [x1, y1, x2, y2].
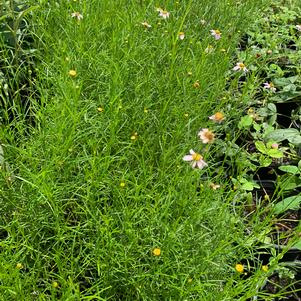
[278, 165, 299, 175]
[272, 195, 301, 214]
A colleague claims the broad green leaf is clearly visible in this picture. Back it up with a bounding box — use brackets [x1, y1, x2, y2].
[283, 84, 296, 92]
[264, 129, 300, 143]
[253, 123, 261, 132]
[278, 175, 301, 191]
[241, 181, 260, 191]
[288, 134, 301, 146]
[241, 182, 255, 191]
[266, 149, 283, 158]
[238, 115, 253, 129]
[255, 141, 267, 154]
[278, 165, 299, 175]
[267, 103, 277, 113]
[272, 195, 301, 214]
[259, 155, 272, 167]
[274, 76, 298, 86]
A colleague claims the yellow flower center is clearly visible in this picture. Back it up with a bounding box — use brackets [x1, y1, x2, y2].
[215, 30, 221, 35]
[214, 112, 224, 120]
[239, 63, 245, 68]
[262, 265, 269, 272]
[192, 153, 202, 161]
[204, 131, 214, 141]
[52, 281, 59, 288]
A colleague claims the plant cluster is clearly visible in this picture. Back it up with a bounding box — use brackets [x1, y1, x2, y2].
[0, 0, 38, 129]
[197, 1, 301, 298]
[2, 0, 301, 300]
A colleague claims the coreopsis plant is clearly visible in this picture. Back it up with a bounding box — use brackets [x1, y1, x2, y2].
[233, 62, 248, 72]
[183, 150, 207, 169]
[210, 29, 221, 40]
[263, 82, 276, 92]
[198, 128, 215, 143]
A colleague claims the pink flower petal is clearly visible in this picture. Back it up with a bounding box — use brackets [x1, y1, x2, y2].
[197, 160, 207, 169]
[183, 155, 193, 161]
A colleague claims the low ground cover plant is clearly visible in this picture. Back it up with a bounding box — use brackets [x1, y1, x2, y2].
[0, 0, 300, 300]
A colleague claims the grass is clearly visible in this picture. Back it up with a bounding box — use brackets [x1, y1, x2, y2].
[0, 0, 294, 300]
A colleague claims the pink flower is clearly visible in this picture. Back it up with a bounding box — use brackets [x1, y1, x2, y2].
[198, 128, 215, 143]
[263, 82, 276, 92]
[271, 143, 279, 149]
[296, 25, 301, 31]
[210, 29, 221, 40]
[233, 62, 248, 72]
[158, 9, 170, 19]
[183, 149, 207, 169]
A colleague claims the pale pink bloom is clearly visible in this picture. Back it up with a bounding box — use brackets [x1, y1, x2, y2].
[296, 25, 301, 31]
[183, 149, 207, 169]
[210, 29, 221, 40]
[158, 9, 170, 19]
[141, 21, 151, 28]
[178, 32, 185, 40]
[209, 112, 225, 123]
[271, 143, 279, 149]
[205, 45, 214, 54]
[198, 128, 215, 144]
[233, 62, 248, 72]
[263, 82, 276, 92]
[71, 12, 83, 20]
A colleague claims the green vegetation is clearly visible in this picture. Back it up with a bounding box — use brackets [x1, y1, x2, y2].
[0, 0, 301, 300]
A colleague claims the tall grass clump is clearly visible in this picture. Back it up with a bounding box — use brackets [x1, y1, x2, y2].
[0, 0, 276, 300]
